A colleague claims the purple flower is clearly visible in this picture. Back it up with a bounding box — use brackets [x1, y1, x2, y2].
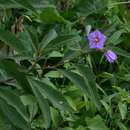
[87, 30, 107, 49]
[105, 50, 117, 63]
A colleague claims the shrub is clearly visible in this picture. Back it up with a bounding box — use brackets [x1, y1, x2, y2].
[0, 0, 130, 130]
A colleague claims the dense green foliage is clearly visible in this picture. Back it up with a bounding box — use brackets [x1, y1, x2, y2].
[1, 0, 130, 130]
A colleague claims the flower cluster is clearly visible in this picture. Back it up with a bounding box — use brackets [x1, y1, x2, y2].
[87, 30, 117, 63]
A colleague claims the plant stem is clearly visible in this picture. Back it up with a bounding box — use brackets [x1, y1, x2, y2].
[110, 1, 130, 6]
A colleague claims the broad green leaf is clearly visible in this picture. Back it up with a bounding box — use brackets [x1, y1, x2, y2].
[39, 6, 67, 24]
[40, 29, 57, 50]
[0, 0, 49, 9]
[28, 79, 51, 129]
[28, 77, 71, 111]
[100, 100, 112, 116]
[48, 51, 64, 58]
[86, 115, 108, 130]
[48, 35, 81, 47]
[59, 68, 100, 109]
[63, 50, 80, 62]
[0, 29, 33, 57]
[31, 116, 45, 129]
[0, 98, 30, 130]
[108, 30, 124, 45]
[76, 64, 98, 94]
[20, 95, 37, 106]
[117, 121, 128, 130]
[45, 34, 81, 53]
[45, 70, 63, 78]
[0, 0, 20, 8]
[41, 78, 56, 89]
[76, 65, 100, 108]
[0, 59, 31, 92]
[11, 0, 37, 14]
[59, 69, 90, 95]
[0, 106, 15, 130]
[20, 95, 38, 120]
[111, 47, 130, 59]
[19, 29, 36, 55]
[76, 126, 86, 130]
[76, 0, 108, 16]
[50, 107, 60, 129]
[118, 102, 127, 120]
[27, 26, 39, 50]
[65, 96, 77, 111]
[0, 87, 29, 121]
[123, 74, 130, 81]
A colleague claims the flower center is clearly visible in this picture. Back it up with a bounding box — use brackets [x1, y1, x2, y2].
[94, 37, 100, 43]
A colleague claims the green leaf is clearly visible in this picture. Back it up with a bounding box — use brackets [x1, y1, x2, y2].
[27, 26, 39, 50]
[0, 102, 17, 130]
[117, 121, 128, 130]
[111, 47, 130, 59]
[100, 100, 112, 116]
[0, 59, 31, 92]
[76, 65, 100, 108]
[19, 29, 36, 56]
[28, 77, 71, 111]
[86, 115, 108, 130]
[0, 0, 49, 9]
[65, 96, 77, 111]
[108, 30, 124, 45]
[0, 98, 30, 130]
[0, 29, 33, 57]
[61, 128, 73, 130]
[45, 34, 81, 52]
[20, 95, 37, 106]
[59, 67, 100, 110]
[0, 88, 29, 122]
[40, 29, 57, 50]
[123, 74, 130, 81]
[0, 0, 20, 8]
[40, 33, 81, 55]
[28, 79, 51, 129]
[76, 0, 108, 16]
[50, 107, 60, 129]
[76, 126, 86, 130]
[63, 50, 80, 62]
[20, 95, 38, 120]
[11, 0, 37, 14]
[48, 51, 64, 58]
[39, 6, 68, 24]
[45, 70, 63, 78]
[118, 102, 127, 120]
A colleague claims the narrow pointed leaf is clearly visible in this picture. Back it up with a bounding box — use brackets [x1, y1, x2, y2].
[28, 77, 71, 111]
[118, 102, 127, 120]
[59, 69, 100, 109]
[86, 115, 108, 130]
[0, 29, 33, 57]
[40, 6, 67, 24]
[11, 0, 37, 14]
[0, 98, 30, 130]
[28, 80, 51, 128]
[0, 59, 31, 92]
[76, 65, 100, 107]
[0, 87, 29, 122]
[40, 29, 57, 49]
